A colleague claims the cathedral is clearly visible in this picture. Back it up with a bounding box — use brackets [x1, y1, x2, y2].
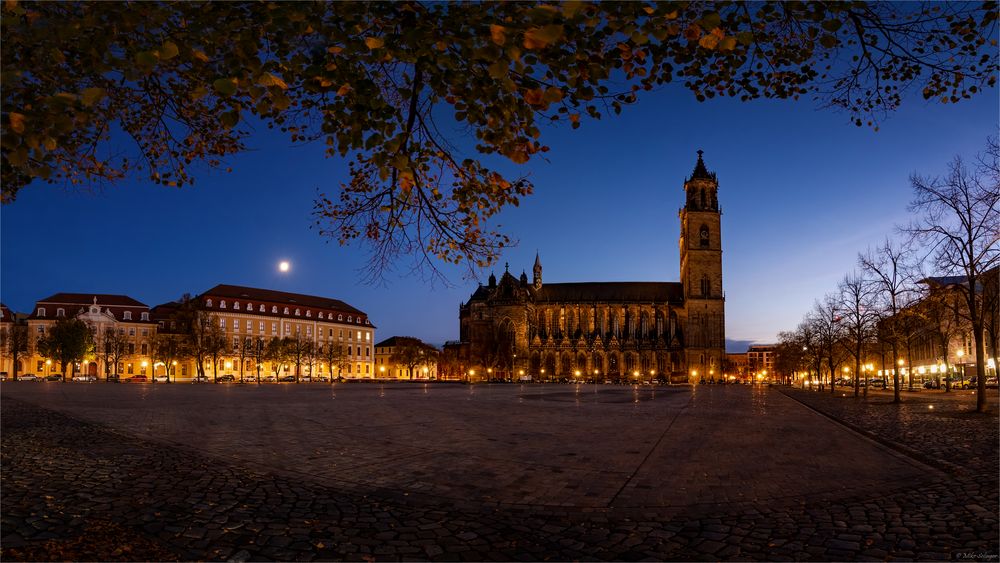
[453, 151, 726, 383]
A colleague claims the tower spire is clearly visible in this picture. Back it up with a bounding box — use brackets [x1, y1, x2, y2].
[532, 252, 542, 290]
[690, 149, 712, 180]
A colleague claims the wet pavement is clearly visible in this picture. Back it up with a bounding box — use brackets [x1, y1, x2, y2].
[2, 382, 997, 561]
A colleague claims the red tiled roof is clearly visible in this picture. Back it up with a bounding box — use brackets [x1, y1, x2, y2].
[29, 293, 151, 322]
[196, 284, 374, 326]
[0, 303, 14, 323]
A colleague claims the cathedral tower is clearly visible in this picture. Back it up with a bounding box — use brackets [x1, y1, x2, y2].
[678, 150, 725, 380]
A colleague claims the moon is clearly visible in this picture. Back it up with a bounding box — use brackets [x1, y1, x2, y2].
[278, 260, 290, 273]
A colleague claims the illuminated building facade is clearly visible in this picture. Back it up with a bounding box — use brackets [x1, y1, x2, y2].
[452, 152, 726, 383]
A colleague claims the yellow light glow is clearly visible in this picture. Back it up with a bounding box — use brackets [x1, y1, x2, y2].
[172, 360, 177, 365]
[141, 361, 148, 368]
[46, 359, 51, 365]
[956, 349, 964, 358]
[519, 370, 524, 375]
[574, 370, 581, 377]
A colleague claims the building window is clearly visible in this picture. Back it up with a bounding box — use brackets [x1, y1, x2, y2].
[129, 328, 135, 336]
[56, 308, 65, 317]
[128, 343, 135, 354]
[234, 302, 240, 310]
[37, 326, 45, 334]
[272, 306, 278, 313]
[306, 310, 311, 318]
[127, 363, 134, 374]
[246, 320, 252, 332]
[318, 312, 324, 319]
[259, 321, 264, 333]
[158, 321, 165, 328]
[220, 301, 226, 309]
[37, 307, 46, 317]
[141, 343, 148, 354]
[701, 277, 710, 297]
[271, 322, 277, 335]
[306, 326, 313, 336]
[206, 299, 213, 307]
[365, 332, 370, 341]
[233, 321, 239, 333]
[357, 331, 362, 340]
[283, 307, 289, 315]
[141, 312, 149, 321]
[338, 314, 343, 321]
[123, 311, 132, 320]
[347, 316, 352, 323]
[37, 360, 44, 371]
[141, 329, 148, 336]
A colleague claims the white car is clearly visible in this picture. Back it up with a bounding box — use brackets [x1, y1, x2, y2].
[154, 375, 169, 383]
[19, 374, 39, 381]
[72, 375, 97, 382]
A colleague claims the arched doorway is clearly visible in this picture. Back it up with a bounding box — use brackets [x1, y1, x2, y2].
[87, 362, 97, 377]
[543, 354, 556, 381]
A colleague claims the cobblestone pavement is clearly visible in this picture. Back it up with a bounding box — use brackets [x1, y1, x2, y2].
[2, 383, 998, 561]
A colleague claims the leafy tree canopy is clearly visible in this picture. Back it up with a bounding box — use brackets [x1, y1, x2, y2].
[3, 1, 996, 279]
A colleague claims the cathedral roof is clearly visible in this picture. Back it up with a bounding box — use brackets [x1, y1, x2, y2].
[535, 282, 684, 303]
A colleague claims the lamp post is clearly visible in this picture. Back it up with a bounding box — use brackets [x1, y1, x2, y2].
[956, 349, 965, 388]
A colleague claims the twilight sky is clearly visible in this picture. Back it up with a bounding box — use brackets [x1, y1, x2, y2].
[1, 83, 995, 351]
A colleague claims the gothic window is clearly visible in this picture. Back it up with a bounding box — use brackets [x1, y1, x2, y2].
[701, 277, 711, 297]
[699, 225, 710, 247]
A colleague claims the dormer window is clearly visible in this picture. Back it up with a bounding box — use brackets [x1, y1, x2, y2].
[318, 312, 324, 319]
[124, 311, 132, 320]
[283, 307, 290, 315]
[338, 314, 343, 321]
[140, 312, 149, 321]
[220, 300, 226, 309]
[259, 304, 265, 312]
[295, 308, 300, 316]
[306, 310, 311, 318]
[234, 302, 240, 310]
[37, 307, 46, 317]
[366, 319, 370, 325]
[272, 306, 278, 313]
[206, 299, 213, 307]
[347, 316, 352, 323]
[56, 308, 65, 317]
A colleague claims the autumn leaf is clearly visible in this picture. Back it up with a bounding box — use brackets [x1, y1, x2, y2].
[364, 37, 384, 49]
[80, 87, 106, 107]
[336, 84, 351, 96]
[523, 88, 544, 106]
[159, 40, 179, 60]
[523, 25, 564, 49]
[490, 24, 506, 46]
[256, 72, 288, 89]
[684, 23, 702, 42]
[8, 112, 25, 134]
[213, 77, 238, 96]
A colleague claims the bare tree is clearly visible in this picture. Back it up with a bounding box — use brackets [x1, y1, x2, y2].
[103, 327, 129, 382]
[320, 341, 349, 383]
[2, 323, 29, 381]
[238, 336, 255, 383]
[906, 138, 1000, 412]
[810, 295, 845, 394]
[860, 239, 917, 403]
[286, 331, 312, 383]
[838, 272, 877, 397]
[265, 337, 293, 381]
[150, 331, 183, 383]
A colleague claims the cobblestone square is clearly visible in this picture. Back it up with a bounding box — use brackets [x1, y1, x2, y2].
[2, 382, 997, 561]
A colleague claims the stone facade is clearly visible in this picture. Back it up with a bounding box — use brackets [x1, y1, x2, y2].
[450, 152, 726, 383]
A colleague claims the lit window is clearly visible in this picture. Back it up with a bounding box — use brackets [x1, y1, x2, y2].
[306, 326, 313, 336]
[234, 302, 240, 310]
[246, 320, 252, 332]
[259, 321, 264, 333]
[220, 318, 226, 329]
[357, 331, 362, 340]
[365, 332, 370, 341]
[272, 306, 278, 313]
[284, 307, 289, 315]
[220, 301, 226, 309]
[306, 310, 312, 318]
[233, 321, 239, 333]
[319, 312, 324, 319]
[259, 304, 264, 312]
[295, 308, 300, 316]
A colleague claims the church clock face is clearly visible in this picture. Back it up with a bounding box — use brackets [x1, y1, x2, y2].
[699, 226, 709, 241]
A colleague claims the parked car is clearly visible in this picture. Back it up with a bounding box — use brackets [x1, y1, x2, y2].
[153, 375, 169, 383]
[192, 375, 209, 383]
[986, 377, 998, 389]
[73, 375, 97, 382]
[217, 374, 236, 382]
[125, 375, 147, 383]
[923, 380, 940, 389]
[46, 374, 63, 381]
[18, 373, 39, 381]
[263, 375, 277, 382]
[278, 375, 296, 382]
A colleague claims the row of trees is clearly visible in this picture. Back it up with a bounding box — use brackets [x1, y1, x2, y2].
[775, 139, 999, 412]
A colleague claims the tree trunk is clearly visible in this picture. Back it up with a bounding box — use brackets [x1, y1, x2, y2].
[891, 343, 901, 403]
[974, 320, 987, 413]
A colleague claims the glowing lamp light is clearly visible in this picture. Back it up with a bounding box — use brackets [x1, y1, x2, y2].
[141, 361, 148, 368]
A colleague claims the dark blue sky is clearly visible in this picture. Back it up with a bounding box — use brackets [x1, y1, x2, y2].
[2, 84, 995, 350]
